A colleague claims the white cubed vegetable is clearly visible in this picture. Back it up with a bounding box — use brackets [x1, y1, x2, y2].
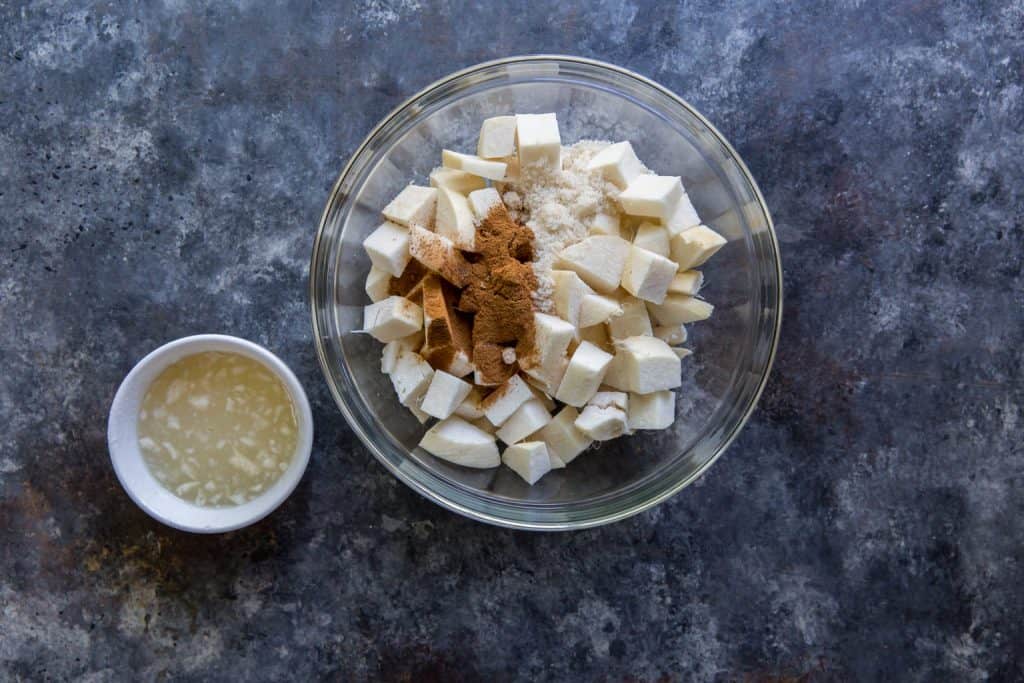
[501, 441, 552, 485]
[408, 227, 469, 287]
[520, 312, 575, 391]
[419, 416, 500, 468]
[389, 351, 434, 406]
[633, 221, 670, 257]
[482, 375, 534, 426]
[653, 325, 688, 345]
[665, 193, 701, 235]
[381, 331, 424, 374]
[673, 347, 693, 359]
[670, 225, 727, 269]
[578, 293, 621, 328]
[629, 390, 676, 430]
[586, 141, 644, 189]
[608, 296, 652, 341]
[551, 270, 595, 328]
[408, 401, 431, 424]
[429, 167, 487, 193]
[454, 387, 486, 420]
[515, 113, 561, 169]
[555, 341, 614, 407]
[536, 406, 592, 465]
[496, 400, 552, 445]
[420, 370, 474, 420]
[616, 336, 682, 394]
[588, 212, 621, 237]
[441, 150, 508, 181]
[601, 353, 629, 392]
[590, 391, 628, 410]
[667, 270, 704, 295]
[618, 175, 684, 222]
[556, 235, 632, 293]
[382, 185, 437, 229]
[477, 116, 517, 159]
[647, 294, 714, 326]
[435, 187, 477, 251]
[468, 187, 502, 219]
[621, 245, 679, 304]
[574, 404, 629, 441]
[362, 221, 411, 277]
[363, 296, 423, 342]
[365, 266, 391, 303]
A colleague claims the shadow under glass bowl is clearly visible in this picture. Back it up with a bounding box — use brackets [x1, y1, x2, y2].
[310, 56, 782, 531]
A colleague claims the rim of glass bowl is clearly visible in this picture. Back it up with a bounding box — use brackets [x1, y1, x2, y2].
[310, 55, 783, 531]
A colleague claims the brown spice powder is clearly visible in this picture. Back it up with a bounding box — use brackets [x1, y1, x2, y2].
[457, 204, 538, 384]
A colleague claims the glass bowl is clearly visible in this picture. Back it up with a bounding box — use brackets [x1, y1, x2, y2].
[310, 56, 782, 530]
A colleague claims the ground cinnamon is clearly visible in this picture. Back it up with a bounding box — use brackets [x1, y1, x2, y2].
[457, 204, 537, 384]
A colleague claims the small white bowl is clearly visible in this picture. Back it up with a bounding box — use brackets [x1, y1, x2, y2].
[108, 334, 314, 533]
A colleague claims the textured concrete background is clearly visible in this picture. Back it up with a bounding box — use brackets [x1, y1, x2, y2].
[1, 1, 1022, 680]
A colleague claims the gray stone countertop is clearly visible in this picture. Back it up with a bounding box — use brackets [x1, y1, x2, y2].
[1, 1, 1021, 680]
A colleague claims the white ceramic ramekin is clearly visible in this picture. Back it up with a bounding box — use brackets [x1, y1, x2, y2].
[107, 334, 313, 533]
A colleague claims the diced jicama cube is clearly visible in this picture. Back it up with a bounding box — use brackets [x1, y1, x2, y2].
[362, 221, 411, 277]
[586, 141, 644, 189]
[441, 150, 508, 181]
[578, 293, 621, 328]
[389, 351, 434, 406]
[632, 221, 670, 257]
[435, 187, 477, 251]
[556, 235, 632, 294]
[669, 225, 727, 270]
[381, 331, 424, 374]
[429, 167, 487, 194]
[515, 113, 561, 169]
[616, 336, 682, 394]
[574, 399, 629, 441]
[621, 245, 679, 304]
[647, 294, 714, 325]
[408, 227, 470, 287]
[481, 375, 534, 426]
[551, 270, 595, 328]
[667, 270, 704, 296]
[420, 370, 474, 420]
[468, 187, 502, 219]
[501, 441, 552, 485]
[495, 399, 552, 445]
[588, 212, 621, 237]
[665, 193, 701, 235]
[382, 185, 437, 228]
[618, 175, 684, 222]
[555, 341, 614, 407]
[653, 325, 687, 345]
[536, 406, 592, 465]
[608, 296, 652, 341]
[363, 296, 422, 342]
[628, 390, 676, 430]
[454, 387, 485, 420]
[419, 416, 500, 468]
[364, 266, 391, 303]
[520, 312, 575, 392]
[477, 116, 517, 159]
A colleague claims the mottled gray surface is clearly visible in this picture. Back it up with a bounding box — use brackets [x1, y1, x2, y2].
[1, 0, 1022, 680]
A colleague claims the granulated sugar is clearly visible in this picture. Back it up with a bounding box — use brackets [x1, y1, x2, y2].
[502, 141, 627, 311]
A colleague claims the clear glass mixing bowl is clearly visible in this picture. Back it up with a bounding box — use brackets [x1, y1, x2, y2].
[310, 56, 782, 530]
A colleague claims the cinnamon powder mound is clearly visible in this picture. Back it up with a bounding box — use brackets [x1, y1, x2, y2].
[457, 204, 538, 384]
[389, 259, 429, 300]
